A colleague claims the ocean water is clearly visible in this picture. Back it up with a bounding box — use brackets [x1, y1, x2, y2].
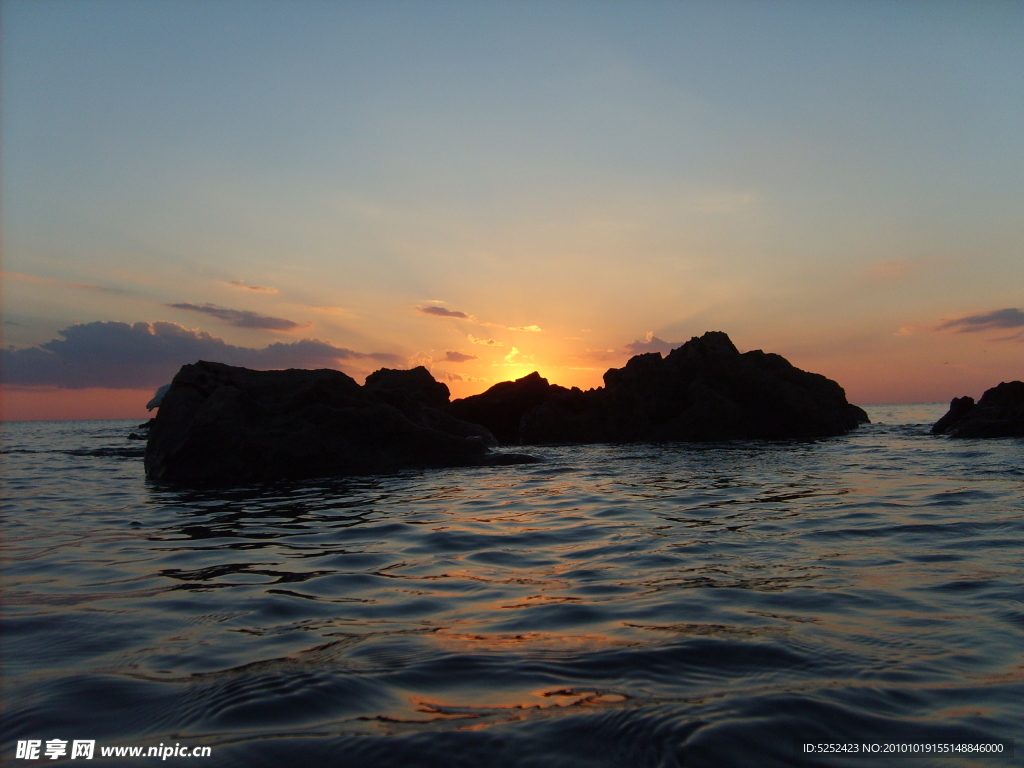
[1, 404, 1021, 767]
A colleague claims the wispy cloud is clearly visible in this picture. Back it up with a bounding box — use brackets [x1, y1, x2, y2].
[414, 304, 541, 333]
[624, 332, 683, 355]
[414, 305, 471, 319]
[438, 371, 488, 383]
[468, 335, 503, 346]
[407, 352, 433, 369]
[938, 308, 1024, 333]
[444, 350, 478, 362]
[168, 303, 310, 331]
[1, 321, 402, 389]
[227, 279, 278, 294]
[3, 271, 128, 295]
[499, 347, 535, 364]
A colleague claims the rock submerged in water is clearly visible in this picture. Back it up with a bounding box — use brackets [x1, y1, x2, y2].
[146, 332, 868, 485]
[931, 381, 1024, 438]
[449, 331, 868, 445]
[144, 362, 534, 484]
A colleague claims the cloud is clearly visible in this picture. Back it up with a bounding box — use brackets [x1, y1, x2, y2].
[500, 347, 533, 364]
[1, 321, 402, 389]
[938, 308, 1024, 333]
[3, 271, 128, 295]
[407, 352, 433, 369]
[444, 350, 478, 362]
[227, 280, 278, 294]
[168, 303, 310, 331]
[468, 335, 503, 346]
[437, 371, 488, 383]
[624, 332, 683, 355]
[414, 305, 471, 320]
[414, 305, 540, 332]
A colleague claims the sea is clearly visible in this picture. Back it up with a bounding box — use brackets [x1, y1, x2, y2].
[1, 404, 1021, 767]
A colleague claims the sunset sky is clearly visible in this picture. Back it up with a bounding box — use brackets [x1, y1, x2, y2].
[2, 1, 1022, 420]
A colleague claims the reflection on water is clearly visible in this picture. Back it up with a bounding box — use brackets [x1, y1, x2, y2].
[2, 405, 1022, 766]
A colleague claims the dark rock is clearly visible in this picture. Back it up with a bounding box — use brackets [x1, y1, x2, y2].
[449, 331, 868, 445]
[364, 365, 497, 446]
[520, 385, 607, 444]
[129, 419, 155, 438]
[601, 332, 868, 442]
[446, 371, 554, 444]
[930, 396, 975, 435]
[364, 366, 451, 408]
[145, 361, 509, 484]
[931, 381, 1024, 438]
[145, 332, 868, 483]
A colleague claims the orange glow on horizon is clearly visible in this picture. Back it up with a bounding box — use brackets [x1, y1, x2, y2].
[1, 387, 154, 422]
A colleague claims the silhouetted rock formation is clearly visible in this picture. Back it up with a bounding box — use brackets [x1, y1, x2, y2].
[930, 396, 976, 436]
[145, 361, 524, 484]
[448, 332, 868, 445]
[364, 366, 451, 409]
[447, 371, 556, 444]
[364, 366, 498, 446]
[931, 381, 1024, 438]
[146, 332, 869, 484]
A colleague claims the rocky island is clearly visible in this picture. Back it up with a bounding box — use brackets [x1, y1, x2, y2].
[931, 381, 1024, 438]
[450, 331, 868, 444]
[145, 331, 869, 484]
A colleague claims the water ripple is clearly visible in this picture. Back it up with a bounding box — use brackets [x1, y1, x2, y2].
[2, 407, 1021, 765]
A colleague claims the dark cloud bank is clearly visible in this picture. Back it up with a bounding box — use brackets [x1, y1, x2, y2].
[1, 321, 401, 389]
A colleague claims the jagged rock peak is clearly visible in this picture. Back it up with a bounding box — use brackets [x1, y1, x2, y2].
[364, 365, 451, 407]
[931, 381, 1024, 438]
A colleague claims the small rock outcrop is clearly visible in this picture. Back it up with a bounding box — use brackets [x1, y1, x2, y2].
[364, 366, 498, 446]
[447, 331, 868, 445]
[931, 381, 1024, 438]
[364, 366, 451, 409]
[145, 361, 523, 484]
[447, 371, 558, 445]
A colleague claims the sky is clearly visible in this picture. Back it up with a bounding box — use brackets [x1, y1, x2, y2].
[2, 0, 1022, 420]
